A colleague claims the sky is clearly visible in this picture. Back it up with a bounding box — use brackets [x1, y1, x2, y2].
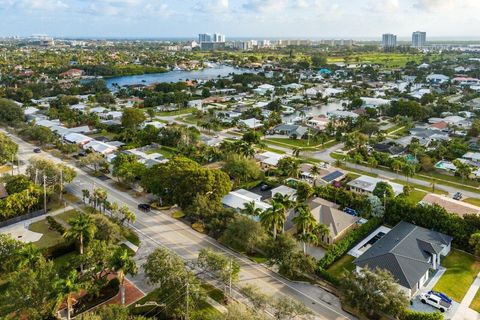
[0, 0, 479, 39]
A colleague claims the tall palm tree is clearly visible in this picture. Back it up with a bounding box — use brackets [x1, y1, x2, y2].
[64, 214, 97, 272]
[54, 270, 84, 320]
[309, 165, 320, 186]
[260, 201, 286, 239]
[292, 147, 301, 158]
[119, 204, 136, 225]
[292, 204, 317, 255]
[81, 189, 90, 204]
[312, 223, 330, 245]
[109, 247, 138, 305]
[241, 201, 263, 217]
[272, 193, 294, 210]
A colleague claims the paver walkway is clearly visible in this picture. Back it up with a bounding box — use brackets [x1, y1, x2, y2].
[453, 272, 480, 320]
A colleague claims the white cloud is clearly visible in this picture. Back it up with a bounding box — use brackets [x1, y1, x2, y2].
[0, 0, 67, 10]
[413, 0, 480, 11]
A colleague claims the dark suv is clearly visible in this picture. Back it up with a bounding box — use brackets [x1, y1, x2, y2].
[138, 203, 151, 212]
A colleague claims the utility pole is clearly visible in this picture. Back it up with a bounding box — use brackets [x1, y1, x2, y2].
[59, 170, 63, 202]
[43, 175, 47, 214]
[185, 282, 189, 320]
[229, 259, 233, 297]
[35, 169, 38, 185]
[11, 155, 14, 175]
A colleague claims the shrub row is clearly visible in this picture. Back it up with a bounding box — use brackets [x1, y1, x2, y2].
[46, 216, 66, 235]
[401, 309, 444, 320]
[317, 217, 381, 270]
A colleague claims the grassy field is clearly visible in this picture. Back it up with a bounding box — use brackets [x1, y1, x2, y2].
[0, 165, 12, 174]
[464, 198, 480, 207]
[433, 250, 480, 302]
[391, 179, 449, 195]
[326, 53, 435, 68]
[326, 255, 356, 279]
[265, 137, 314, 148]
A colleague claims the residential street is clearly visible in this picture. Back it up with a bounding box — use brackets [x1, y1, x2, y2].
[4, 129, 355, 320]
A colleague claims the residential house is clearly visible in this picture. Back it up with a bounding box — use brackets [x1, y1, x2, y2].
[270, 185, 297, 201]
[255, 151, 286, 169]
[421, 194, 480, 217]
[347, 175, 403, 196]
[221, 189, 271, 213]
[83, 140, 117, 155]
[239, 118, 263, 130]
[306, 115, 330, 130]
[360, 97, 390, 109]
[272, 124, 308, 138]
[285, 197, 360, 245]
[426, 74, 450, 85]
[254, 84, 275, 95]
[64, 133, 93, 146]
[354, 221, 452, 297]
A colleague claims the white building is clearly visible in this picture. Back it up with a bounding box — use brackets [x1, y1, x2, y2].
[412, 31, 426, 48]
[382, 33, 397, 48]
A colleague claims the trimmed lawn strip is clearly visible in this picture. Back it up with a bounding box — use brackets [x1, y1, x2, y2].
[391, 179, 448, 195]
[433, 250, 480, 302]
[29, 219, 64, 248]
[469, 288, 480, 313]
[464, 198, 480, 207]
[326, 254, 355, 279]
[258, 145, 286, 154]
[156, 107, 196, 116]
[404, 190, 428, 204]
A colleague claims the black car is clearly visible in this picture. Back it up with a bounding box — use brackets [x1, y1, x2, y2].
[33, 148, 41, 153]
[453, 192, 463, 200]
[138, 203, 151, 212]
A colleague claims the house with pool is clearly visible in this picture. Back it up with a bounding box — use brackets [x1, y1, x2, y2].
[353, 221, 452, 298]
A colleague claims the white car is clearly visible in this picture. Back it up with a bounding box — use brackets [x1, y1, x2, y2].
[420, 292, 451, 313]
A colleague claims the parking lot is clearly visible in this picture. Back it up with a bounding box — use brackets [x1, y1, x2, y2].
[410, 295, 459, 320]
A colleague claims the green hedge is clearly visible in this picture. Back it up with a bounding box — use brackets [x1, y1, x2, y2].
[46, 216, 66, 235]
[401, 309, 444, 320]
[317, 217, 382, 270]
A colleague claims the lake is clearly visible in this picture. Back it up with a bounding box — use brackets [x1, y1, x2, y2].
[282, 100, 347, 123]
[105, 64, 252, 90]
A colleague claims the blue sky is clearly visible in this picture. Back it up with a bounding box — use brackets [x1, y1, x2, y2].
[0, 0, 479, 39]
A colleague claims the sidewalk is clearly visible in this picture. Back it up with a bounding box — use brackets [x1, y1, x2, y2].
[453, 272, 480, 320]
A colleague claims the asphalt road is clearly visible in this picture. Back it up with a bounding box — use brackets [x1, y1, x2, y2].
[5, 130, 355, 320]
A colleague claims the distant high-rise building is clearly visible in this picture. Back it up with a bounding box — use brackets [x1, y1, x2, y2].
[412, 31, 427, 48]
[213, 33, 225, 43]
[382, 33, 397, 48]
[198, 33, 212, 43]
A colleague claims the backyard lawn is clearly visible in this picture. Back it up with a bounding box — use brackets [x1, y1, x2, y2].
[326, 254, 356, 279]
[433, 250, 480, 302]
[156, 107, 196, 116]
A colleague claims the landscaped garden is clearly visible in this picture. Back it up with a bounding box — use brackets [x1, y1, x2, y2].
[433, 250, 480, 302]
[325, 254, 356, 279]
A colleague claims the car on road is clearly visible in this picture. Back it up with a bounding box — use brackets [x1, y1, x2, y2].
[420, 292, 452, 313]
[453, 192, 462, 200]
[33, 148, 41, 153]
[138, 203, 151, 212]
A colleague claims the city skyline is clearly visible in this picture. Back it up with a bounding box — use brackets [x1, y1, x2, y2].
[0, 0, 479, 38]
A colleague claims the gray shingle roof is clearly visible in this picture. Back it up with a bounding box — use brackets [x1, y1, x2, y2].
[354, 221, 452, 289]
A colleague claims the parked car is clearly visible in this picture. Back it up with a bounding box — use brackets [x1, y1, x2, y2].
[260, 184, 271, 191]
[138, 203, 151, 212]
[33, 148, 41, 153]
[420, 292, 452, 313]
[453, 192, 463, 200]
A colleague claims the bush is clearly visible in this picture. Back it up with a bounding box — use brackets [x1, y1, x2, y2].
[317, 217, 381, 270]
[316, 268, 341, 286]
[44, 241, 76, 259]
[401, 309, 443, 320]
[46, 216, 66, 235]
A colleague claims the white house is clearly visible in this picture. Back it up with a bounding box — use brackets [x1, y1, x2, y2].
[254, 84, 275, 95]
[239, 118, 263, 130]
[347, 175, 403, 196]
[64, 133, 93, 145]
[221, 189, 271, 213]
[426, 74, 450, 85]
[83, 140, 117, 155]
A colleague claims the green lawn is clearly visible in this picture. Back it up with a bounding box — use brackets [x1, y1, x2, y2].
[391, 179, 449, 195]
[29, 210, 80, 248]
[156, 107, 196, 116]
[470, 288, 480, 312]
[405, 190, 427, 204]
[53, 251, 77, 270]
[433, 250, 480, 302]
[325, 255, 356, 279]
[265, 138, 314, 148]
[29, 219, 64, 248]
[464, 198, 480, 207]
[257, 145, 286, 154]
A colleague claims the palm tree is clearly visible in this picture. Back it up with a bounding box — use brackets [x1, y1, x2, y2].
[64, 214, 97, 272]
[109, 247, 138, 305]
[54, 270, 84, 320]
[309, 165, 320, 186]
[312, 223, 330, 245]
[259, 201, 286, 239]
[81, 189, 90, 204]
[292, 204, 317, 255]
[241, 201, 263, 217]
[292, 147, 301, 158]
[16, 243, 43, 269]
[272, 192, 294, 210]
[119, 204, 136, 225]
[430, 178, 436, 193]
